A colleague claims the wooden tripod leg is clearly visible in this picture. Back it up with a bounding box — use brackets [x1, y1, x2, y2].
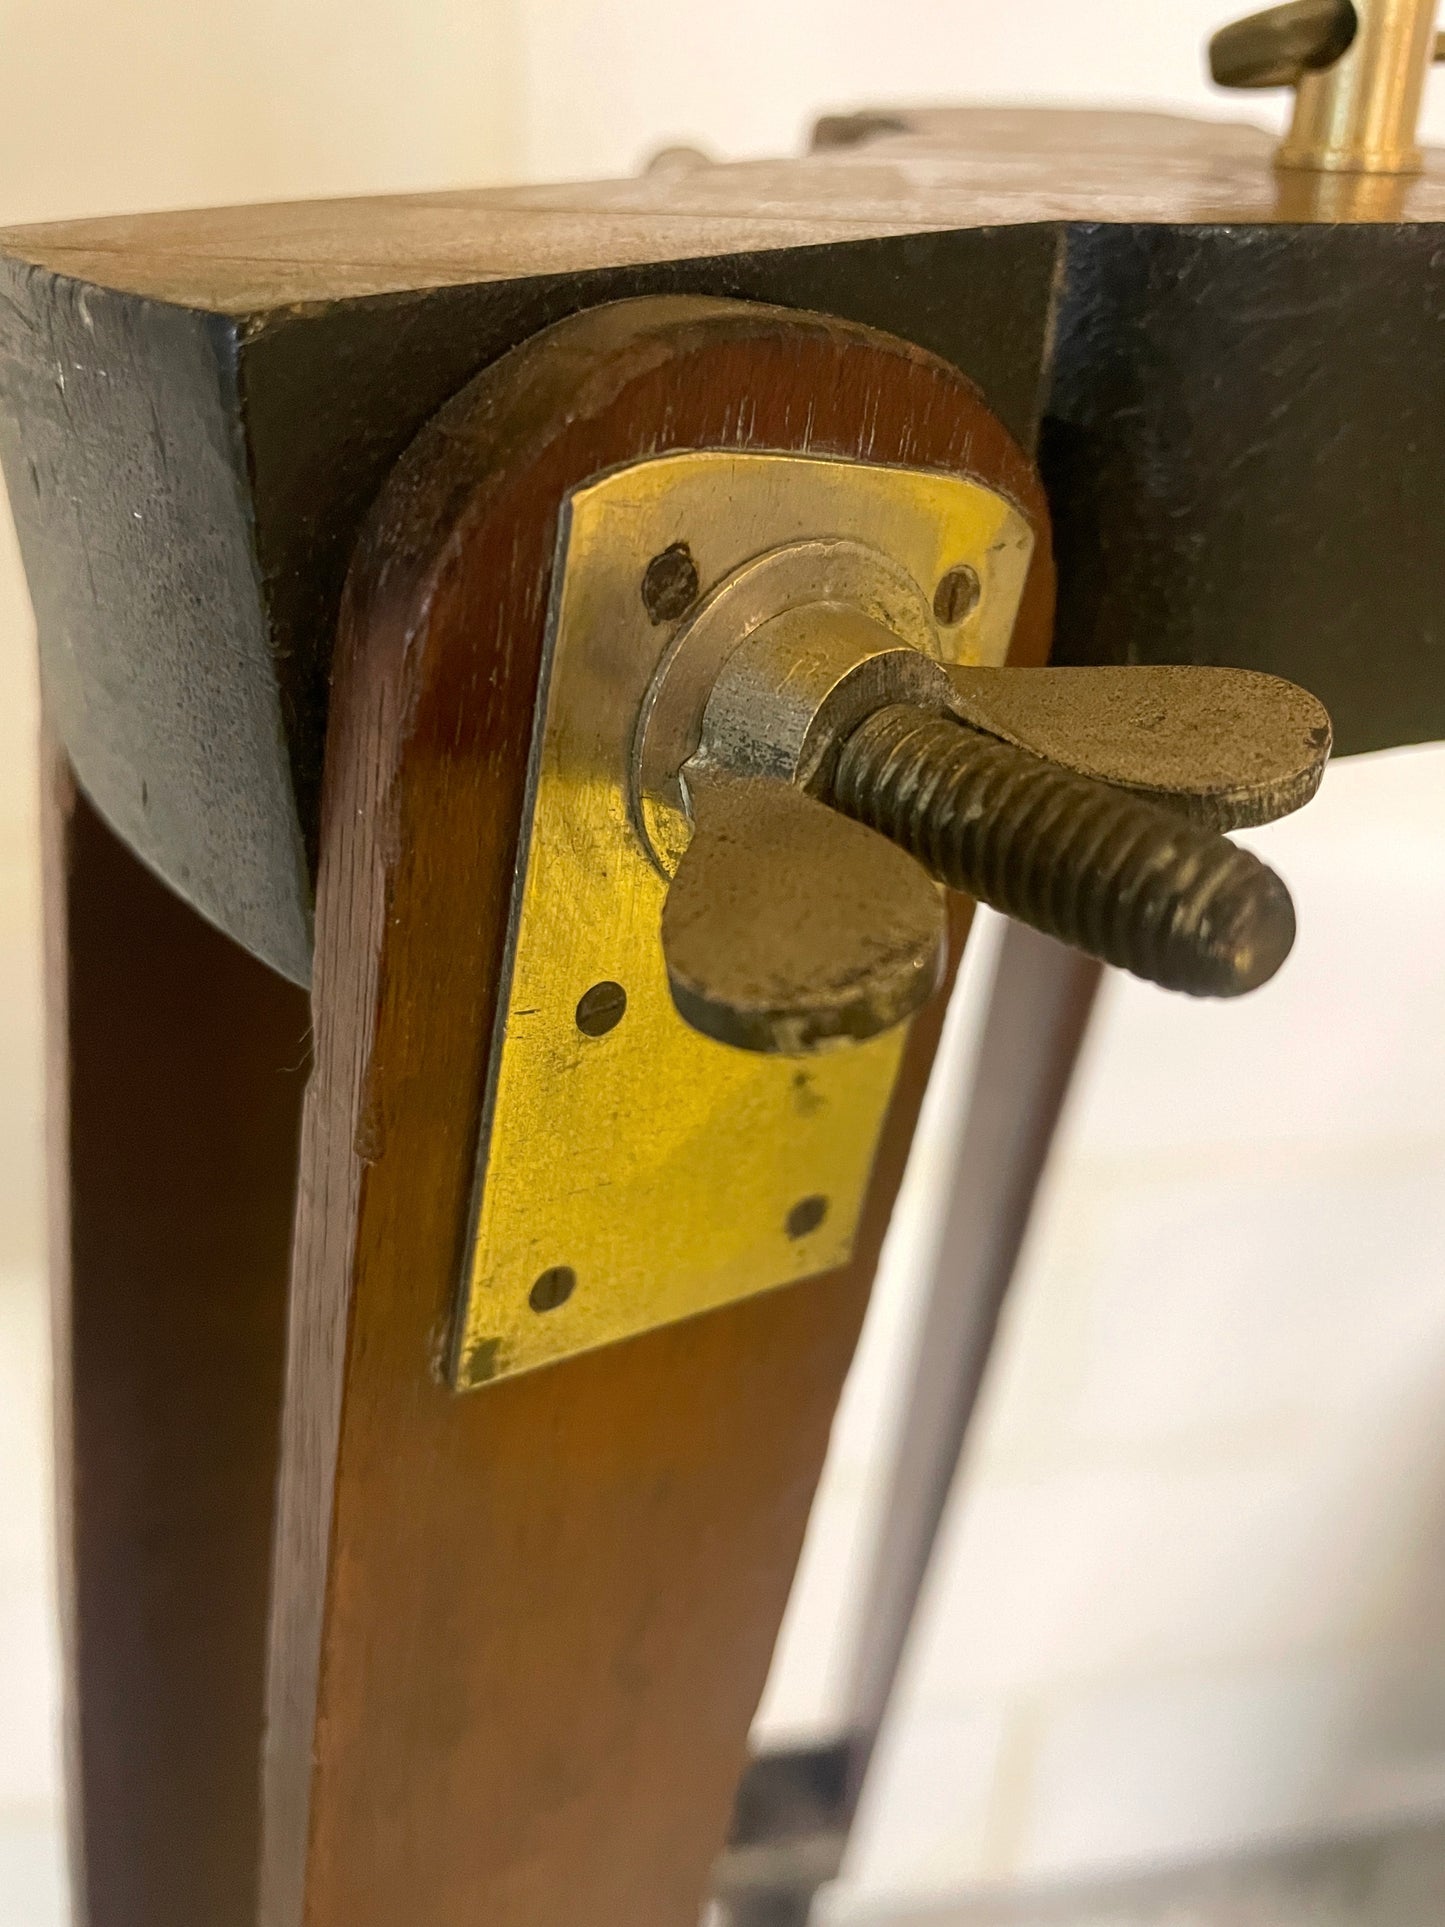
[42, 745, 310, 1927]
[258, 298, 1054, 1927]
[259, 596, 971, 1927]
[261, 747, 965, 1927]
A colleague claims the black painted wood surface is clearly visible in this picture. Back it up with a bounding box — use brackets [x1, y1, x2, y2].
[1, 111, 1442, 978]
[1045, 222, 1445, 762]
[0, 228, 1058, 980]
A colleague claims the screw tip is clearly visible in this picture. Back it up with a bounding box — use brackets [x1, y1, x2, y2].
[1193, 861, 1297, 996]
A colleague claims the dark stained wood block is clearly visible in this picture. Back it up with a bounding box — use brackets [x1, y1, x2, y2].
[3, 110, 1442, 979]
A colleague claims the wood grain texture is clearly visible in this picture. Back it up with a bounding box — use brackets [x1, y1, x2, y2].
[3, 111, 1444, 311]
[41, 743, 310, 1927]
[262, 296, 1053, 1927]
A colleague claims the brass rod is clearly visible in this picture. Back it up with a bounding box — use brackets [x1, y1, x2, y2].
[1279, 0, 1440, 173]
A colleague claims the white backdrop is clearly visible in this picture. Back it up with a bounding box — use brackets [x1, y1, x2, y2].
[2, 3, 1444, 1921]
[514, 0, 1282, 177]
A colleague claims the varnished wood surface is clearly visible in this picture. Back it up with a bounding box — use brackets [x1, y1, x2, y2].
[4, 110, 1444, 312]
[42, 747, 310, 1927]
[262, 296, 1053, 1927]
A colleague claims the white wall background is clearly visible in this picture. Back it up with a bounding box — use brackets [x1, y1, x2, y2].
[777, 763, 1445, 1918]
[1, 3, 1444, 1922]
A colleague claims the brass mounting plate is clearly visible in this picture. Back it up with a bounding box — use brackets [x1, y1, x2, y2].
[453, 450, 1034, 1388]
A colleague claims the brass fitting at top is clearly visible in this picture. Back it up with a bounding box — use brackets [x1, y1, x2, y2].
[1211, 0, 1441, 174]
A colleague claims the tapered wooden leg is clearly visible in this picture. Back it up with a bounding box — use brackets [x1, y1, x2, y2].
[42, 746, 310, 1927]
[258, 298, 1054, 1927]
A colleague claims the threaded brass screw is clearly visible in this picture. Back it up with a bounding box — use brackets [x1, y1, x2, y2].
[827, 705, 1297, 997]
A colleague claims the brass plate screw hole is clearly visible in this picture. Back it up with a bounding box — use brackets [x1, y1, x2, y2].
[530, 1265, 577, 1313]
[933, 563, 981, 626]
[576, 980, 628, 1036]
[642, 542, 700, 623]
[786, 1195, 829, 1240]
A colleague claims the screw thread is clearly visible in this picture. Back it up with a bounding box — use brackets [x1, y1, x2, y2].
[827, 705, 1296, 997]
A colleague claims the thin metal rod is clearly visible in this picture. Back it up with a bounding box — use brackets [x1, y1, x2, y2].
[840, 921, 1102, 1749]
